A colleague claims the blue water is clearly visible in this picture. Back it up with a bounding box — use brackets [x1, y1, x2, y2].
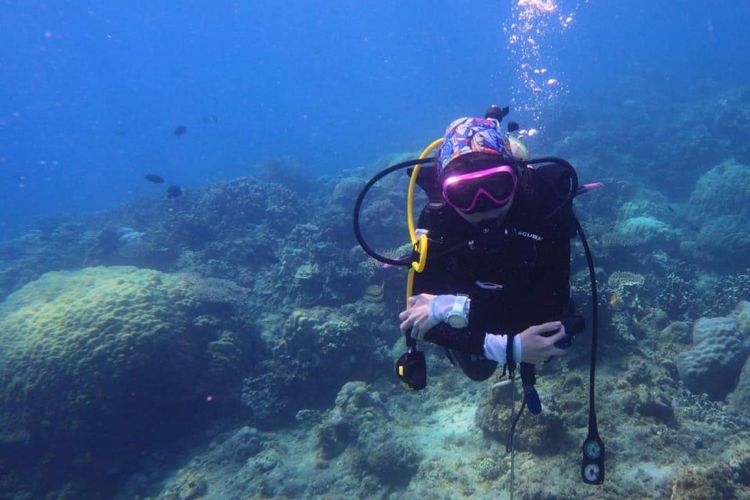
[1, 0, 748, 239]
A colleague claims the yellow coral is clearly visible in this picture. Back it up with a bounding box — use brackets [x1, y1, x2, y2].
[0, 266, 202, 454]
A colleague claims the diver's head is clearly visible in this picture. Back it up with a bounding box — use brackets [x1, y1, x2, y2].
[437, 117, 519, 224]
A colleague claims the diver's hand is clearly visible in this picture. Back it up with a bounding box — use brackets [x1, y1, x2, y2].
[399, 293, 442, 340]
[518, 321, 567, 365]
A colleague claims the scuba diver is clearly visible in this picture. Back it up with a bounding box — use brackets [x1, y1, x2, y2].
[353, 105, 606, 487]
[397, 114, 575, 374]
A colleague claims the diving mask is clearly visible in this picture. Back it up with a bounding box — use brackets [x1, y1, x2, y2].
[441, 164, 518, 213]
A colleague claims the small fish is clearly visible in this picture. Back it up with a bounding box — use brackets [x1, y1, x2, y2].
[173, 125, 187, 136]
[201, 115, 218, 124]
[166, 185, 183, 199]
[144, 173, 165, 184]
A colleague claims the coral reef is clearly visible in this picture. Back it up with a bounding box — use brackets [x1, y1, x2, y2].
[668, 450, 750, 499]
[0, 266, 261, 495]
[682, 160, 750, 268]
[1, 85, 750, 499]
[687, 159, 750, 220]
[354, 423, 421, 486]
[314, 381, 382, 458]
[475, 379, 573, 456]
[676, 302, 750, 400]
[153, 381, 421, 499]
[614, 215, 678, 247]
[241, 301, 394, 427]
[607, 270, 646, 313]
[728, 354, 750, 421]
[315, 381, 421, 488]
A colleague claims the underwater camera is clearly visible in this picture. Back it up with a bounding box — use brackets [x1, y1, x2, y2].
[395, 346, 426, 391]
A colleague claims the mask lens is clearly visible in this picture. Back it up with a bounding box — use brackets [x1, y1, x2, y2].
[442, 166, 516, 212]
[482, 172, 516, 200]
[443, 179, 479, 208]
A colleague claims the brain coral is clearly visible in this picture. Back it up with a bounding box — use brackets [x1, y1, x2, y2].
[676, 306, 750, 400]
[0, 266, 253, 475]
[694, 214, 750, 262]
[684, 161, 750, 265]
[687, 160, 750, 220]
[614, 216, 677, 246]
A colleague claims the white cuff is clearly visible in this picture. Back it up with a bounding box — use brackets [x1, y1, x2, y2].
[483, 334, 522, 364]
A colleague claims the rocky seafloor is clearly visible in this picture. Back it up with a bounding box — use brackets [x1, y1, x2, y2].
[1, 84, 750, 499]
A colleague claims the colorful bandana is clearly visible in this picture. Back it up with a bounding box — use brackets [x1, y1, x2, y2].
[437, 117, 512, 176]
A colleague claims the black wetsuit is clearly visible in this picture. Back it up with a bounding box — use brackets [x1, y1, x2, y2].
[412, 163, 577, 380]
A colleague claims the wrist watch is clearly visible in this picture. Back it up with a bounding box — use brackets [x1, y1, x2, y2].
[446, 295, 470, 328]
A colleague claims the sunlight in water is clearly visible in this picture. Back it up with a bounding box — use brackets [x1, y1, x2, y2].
[505, 0, 583, 131]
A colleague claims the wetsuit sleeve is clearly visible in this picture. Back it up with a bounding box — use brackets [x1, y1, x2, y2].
[423, 324, 487, 355]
